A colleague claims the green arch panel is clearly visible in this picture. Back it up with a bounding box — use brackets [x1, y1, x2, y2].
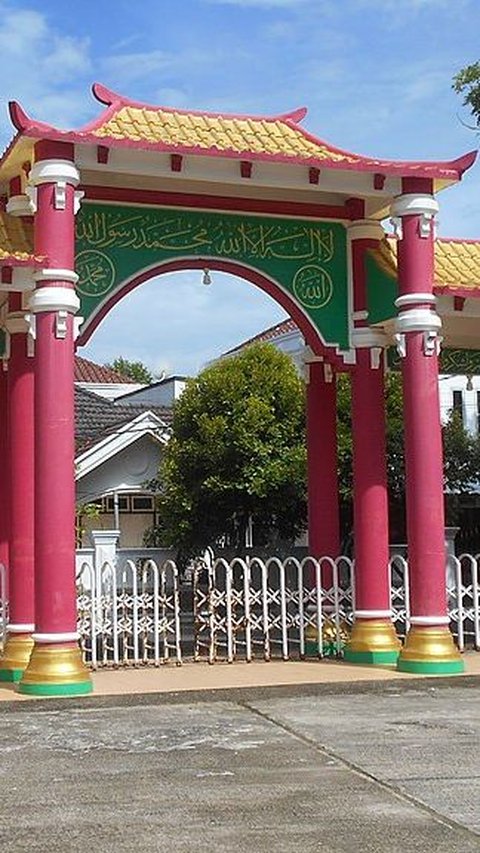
[75, 202, 349, 349]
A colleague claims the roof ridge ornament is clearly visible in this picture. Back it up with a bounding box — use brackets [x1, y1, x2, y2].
[91, 82, 123, 107]
[8, 101, 32, 133]
[276, 107, 307, 124]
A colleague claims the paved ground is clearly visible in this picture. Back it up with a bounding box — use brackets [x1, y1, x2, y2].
[3, 652, 480, 703]
[1, 679, 480, 852]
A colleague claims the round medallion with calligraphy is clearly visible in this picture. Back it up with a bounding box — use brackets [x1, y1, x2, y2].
[76, 250, 116, 297]
[292, 265, 333, 310]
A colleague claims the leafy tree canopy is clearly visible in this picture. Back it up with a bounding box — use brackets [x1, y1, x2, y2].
[106, 356, 153, 384]
[147, 342, 307, 556]
[452, 62, 480, 126]
[145, 341, 480, 553]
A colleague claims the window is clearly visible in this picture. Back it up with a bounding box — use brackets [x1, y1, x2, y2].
[103, 494, 129, 513]
[452, 390, 464, 424]
[131, 495, 155, 513]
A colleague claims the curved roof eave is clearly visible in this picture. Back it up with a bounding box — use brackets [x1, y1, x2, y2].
[1, 85, 476, 186]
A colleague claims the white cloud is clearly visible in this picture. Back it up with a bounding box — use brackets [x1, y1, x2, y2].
[81, 271, 286, 376]
[102, 50, 173, 85]
[0, 2, 93, 140]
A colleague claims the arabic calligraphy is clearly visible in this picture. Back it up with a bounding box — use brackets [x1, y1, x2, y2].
[293, 265, 333, 309]
[76, 249, 116, 297]
[76, 209, 336, 264]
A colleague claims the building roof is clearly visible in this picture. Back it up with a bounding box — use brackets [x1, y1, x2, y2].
[225, 318, 297, 355]
[75, 385, 172, 453]
[0, 213, 41, 266]
[2, 83, 475, 185]
[431, 239, 480, 294]
[377, 237, 480, 296]
[74, 355, 137, 384]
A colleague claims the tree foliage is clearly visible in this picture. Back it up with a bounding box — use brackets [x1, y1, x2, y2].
[337, 372, 480, 538]
[106, 356, 153, 384]
[147, 343, 307, 556]
[145, 341, 480, 553]
[452, 62, 480, 126]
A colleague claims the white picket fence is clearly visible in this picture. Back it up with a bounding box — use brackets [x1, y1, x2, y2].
[0, 553, 480, 667]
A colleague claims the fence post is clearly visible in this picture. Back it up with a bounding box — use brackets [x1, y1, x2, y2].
[91, 529, 120, 584]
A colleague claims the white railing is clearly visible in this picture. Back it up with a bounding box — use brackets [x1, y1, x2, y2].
[76, 558, 182, 668]
[192, 553, 480, 662]
[193, 555, 356, 662]
[2, 553, 480, 666]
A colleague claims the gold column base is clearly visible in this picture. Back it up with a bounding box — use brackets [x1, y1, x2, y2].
[344, 619, 401, 665]
[305, 618, 350, 651]
[397, 625, 464, 674]
[18, 643, 92, 695]
[0, 633, 34, 681]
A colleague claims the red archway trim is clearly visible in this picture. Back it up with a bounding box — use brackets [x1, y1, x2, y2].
[76, 257, 346, 365]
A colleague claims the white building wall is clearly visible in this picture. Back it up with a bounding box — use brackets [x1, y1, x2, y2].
[438, 375, 480, 435]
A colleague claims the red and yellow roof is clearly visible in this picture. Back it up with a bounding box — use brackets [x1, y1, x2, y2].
[2, 82, 476, 184]
[376, 237, 480, 296]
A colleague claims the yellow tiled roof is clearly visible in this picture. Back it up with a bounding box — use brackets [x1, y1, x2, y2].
[92, 106, 356, 163]
[0, 213, 35, 262]
[379, 237, 480, 292]
[434, 240, 480, 289]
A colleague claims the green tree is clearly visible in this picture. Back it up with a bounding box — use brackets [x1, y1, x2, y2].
[106, 356, 153, 384]
[147, 343, 307, 557]
[453, 62, 480, 126]
[145, 342, 480, 555]
[337, 372, 480, 541]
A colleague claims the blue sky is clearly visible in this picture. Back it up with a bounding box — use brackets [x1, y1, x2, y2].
[1, 0, 479, 375]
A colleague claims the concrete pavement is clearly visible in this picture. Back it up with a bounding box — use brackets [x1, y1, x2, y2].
[1, 670, 480, 851]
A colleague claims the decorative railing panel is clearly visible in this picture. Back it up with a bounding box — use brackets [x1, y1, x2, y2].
[2, 553, 480, 666]
[76, 558, 182, 668]
[193, 555, 356, 662]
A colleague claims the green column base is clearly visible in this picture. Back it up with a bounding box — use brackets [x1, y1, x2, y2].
[305, 641, 344, 658]
[0, 667, 25, 683]
[18, 680, 93, 697]
[397, 658, 465, 675]
[344, 648, 400, 666]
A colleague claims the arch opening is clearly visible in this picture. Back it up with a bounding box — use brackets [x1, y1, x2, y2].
[77, 257, 336, 365]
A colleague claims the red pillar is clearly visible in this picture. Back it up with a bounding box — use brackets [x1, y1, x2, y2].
[19, 142, 92, 696]
[392, 180, 463, 674]
[344, 219, 400, 665]
[306, 360, 340, 585]
[0, 297, 35, 680]
[0, 363, 9, 595]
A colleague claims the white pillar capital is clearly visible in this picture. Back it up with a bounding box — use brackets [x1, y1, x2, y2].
[29, 285, 80, 315]
[29, 159, 80, 188]
[6, 194, 35, 217]
[347, 219, 385, 242]
[390, 193, 439, 239]
[351, 326, 388, 349]
[351, 327, 387, 369]
[29, 159, 82, 213]
[4, 310, 29, 336]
